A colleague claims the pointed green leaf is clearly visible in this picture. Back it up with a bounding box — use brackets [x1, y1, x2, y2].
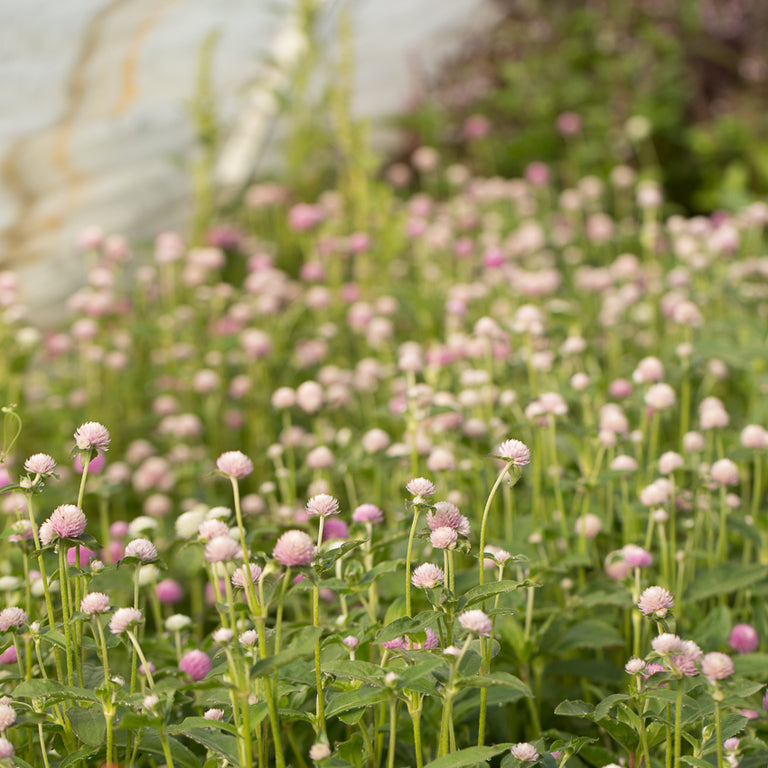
[67, 704, 106, 746]
[13, 679, 99, 704]
[456, 672, 532, 700]
[59, 745, 100, 768]
[457, 580, 530, 611]
[250, 627, 322, 678]
[554, 699, 595, 718]
[549, 620, 624, 652]
[683, 563, 768, 602]
[376, 611, 438, 643]
[171, 726, 239, 763]
[326, 686, 389, 717]
[322, 660, 385, 686]
[423, 743, 514, 768]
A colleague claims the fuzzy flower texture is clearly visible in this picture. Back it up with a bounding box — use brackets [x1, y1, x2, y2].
[494, 439, 531, 466]
[74, 421, 111, 452]
[216, 450, 254, 479]
[39, 504, 87, 546]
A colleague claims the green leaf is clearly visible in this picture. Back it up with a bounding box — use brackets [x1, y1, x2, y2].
[67, 704, 106, 746]
[59, 745, 100, 768]
[549, 620, 624, 652]
[376, 611, 438, 643]
[680, 758, 714, 768]
[423, 743, 514, 768]
[456, 672, 532, 700]
[13, 679, 99, 704]
[358, 559, 401, 586]
[323, 660, 385, 686]
[326, 686, 389, 717]
[733, 653, 768, 677]
[593, 694, 631, 722]
[683, 563, 768, 602]
[171, 726, 239, 763]
[250, 627, 322, 677]
[547, 735, 596, 755]
[554, 699, 595, 718]
[457, 580, 529, 611]
[383, 597, 407, 626]
[172, 716, 238, 736]
[140, 731, 199, 768]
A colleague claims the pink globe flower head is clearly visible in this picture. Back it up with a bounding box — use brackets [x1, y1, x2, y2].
[638, 585, 674, 618]
[232, 562, 262, 588]
[305, 494, 340, 518]
[216, 450, 254, 480]
[0, 606, 28, 632]
[309, 742, 331, 761]
[322, 517, 349, 542]
[352, 504, 384, 525]
[669, 640, 702, 677]
[728, 623, 759, 654]
[493, 439, 531, 466]
[109, 607, 143, 634]
[411, 563, 445, 589]
[156, 578, 184, 604]
[710, 458, 739, 486]
[67, 546, 97, 567]
[179, 649, 212, 681]
[701, 652, 734, 683]
[426, 501, 463, 531]
[458, 609, 492, 637]
[0, 646, 17, 665]
[406, 477, 436, 502]
[0, 736, 13, 759]
[204, 535, 242, 563]
[622, 544, 653, 568]
[40, 504, 87, 545]
[273, 530, 315, 567]
[74, 450, 106, 475]
[80, 592, 110, 615]
[24, 453, 57, 477]
[574, 513, 602, 540]
[74, 421, 111, 452]
[510, 742, 539, 762]
[124, 538, 158, 563]
[430, 527, 458, 550]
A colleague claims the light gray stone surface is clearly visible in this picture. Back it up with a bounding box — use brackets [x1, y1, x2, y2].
[0, 0, 498, 315]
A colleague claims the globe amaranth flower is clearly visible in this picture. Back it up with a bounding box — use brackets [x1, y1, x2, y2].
[0, 703, 16, 730]
[232, 562, 262, 587]
[39, 504, 87, 545]
[510, 742, 539, 762]
[216, 450, 253, 479]
[458, 609, 492, 637]
[124, 538, 158, 563]
[0, 607, 28, 632]
[430, 527, 458, 550]
[728, 623, 759, 654]
[637, 585, 674, 618]
[0, 736, 13, 759]
[494, 439, 531, 466]
[411, 563, 445, 589]
[203, 708, 224, 721]
[109, 607, 143, 634]
[309, 742, 331, 761]
[74, 421, 111, 452]
[622, 544, 652, 568]
[305, 493, 340, 518]
[204, 535, 242, 563]
[24, 453, 57, 477]
[701, 652, 735, 683]
[179, 649, 212, 681]
[80, 592, 110, 615]
[405, 477, 436, 501]
[351, 504, 384, 525]
[272, 530, 315, 567]
[651, 633, 684, 656]
[669, 640, 702, 677]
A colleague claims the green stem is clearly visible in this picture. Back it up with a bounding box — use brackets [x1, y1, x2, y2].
[479, 461, 516, 586]
[405, 505, 422, 616]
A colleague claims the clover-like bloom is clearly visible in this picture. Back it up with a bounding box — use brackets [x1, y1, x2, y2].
[637, 585, 674, 618]
[204, 535, 241, 563]
[651, 633, 684, 656]
[728, 623, 759, 654]
[405, 477, 436, 499]
[0, 736, 13, 759]
[430, 527, 458, 550]
[458, 609, 492, 637]
[24, 453, 57, 476]
[305, 493, 340, 518]
[40, 504, 87, 544]
[622, 544, 652, 568]
[426, 502, 462, 531]
[701, 651, 735, 683]
[216, 450, 253, 479]
[0, 607, 28, 632]
[272, 530, 314, 567]
[179, 649, 212, 681]
[510, 742, 539, 762]
[74, 422, 111, 452]
[203, 708, 224, 721]
[109, 607, 143, 634]
[80, 592, 110, 615]
[309, 743, 331, 761]
[494, 439, 531, 466]
[411, 563, 445, 589]
[351, 504, 384, 525]
[232, 562, 262, 587]
[124, 538, 158, 563]
[0, 703, 15, 730]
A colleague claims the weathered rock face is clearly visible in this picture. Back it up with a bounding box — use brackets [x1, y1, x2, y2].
[0, 0, 497, 318]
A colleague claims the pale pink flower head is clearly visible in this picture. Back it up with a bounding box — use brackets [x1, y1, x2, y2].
[493, 439, 531, 466]
[203, 708, 224, 721]
[644, 383, 676, 411]
[683, 431, 706, 453]
[411, 563, 445, 589]
[574, 513, 602, 540]
[273, 530, 315, 567]
[625, 658, 646, 675]
[0, 736, 13, 759]
[198, 519, 230, 542]
[701, 652, 734, 683]
[651, 633, 684, 655]
[638, 585, 674, 618]
[426, 502, 462, 531]
[658, 451, 684, 475]
[216, 451, 253, 480]
[156, 578, 184, 604]
[74, 421, 110, 452]
[40, 504, 87, 544]
[669, 640, 702, 677]
[305, 494, 340, 518]
[24, 453, 57, 476]
[710, 458, 739, 486]
[204, 535, 242, 563]
[124, 538, 158, 563]
[342, 635, 359, 651]
[622, 544, 652, 568]
[309, 742, 331, 761]
[352, 504, 384, 525]
[510, 742, 539, 762]
[459, 609, 492, 637]
[604, 551, 632, 581]
[80, 592, 110, 615]
[179, 649, 212, 681]
[728, 623, 759, 654]
[406, 477, 436, 501]
[0, 703, 16, 730]
[232, 562, 262, 587]
[0, 606, 28, 632]
[109, 607, 143, 634]
[741, 425, 768, 450]
[430, 527, 458, 550]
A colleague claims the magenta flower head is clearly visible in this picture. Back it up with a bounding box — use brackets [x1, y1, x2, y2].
[216, 450, 254, 479]
[728, 623, 759, 654]
[179, 649, 212, 681]
[0, 606, 28, 632]
[39, 504, 87, 545]
[637, 585, 674, 618]
[74, 421, 110, 452]
[493, 439, 531, 466]
[305, 494, 340, 518]
[701, 652, 735, 683]
[273, 530, 315, 567]
[458, 609, 492, 637]
[109, 607, 143, 634]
